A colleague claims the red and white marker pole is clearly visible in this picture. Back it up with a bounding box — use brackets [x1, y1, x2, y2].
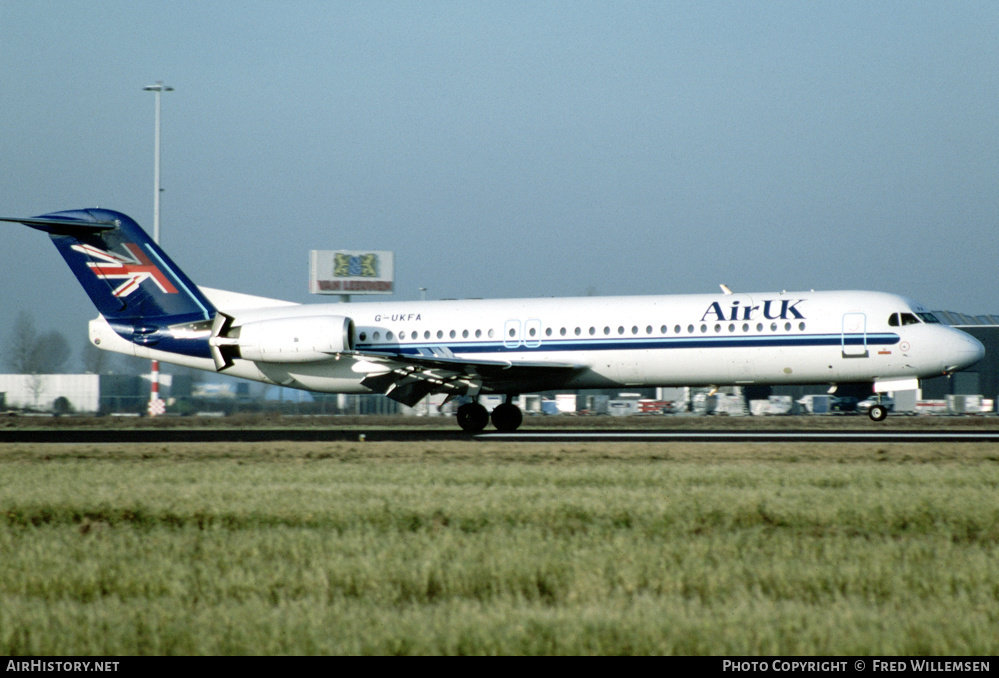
[148, 359, 165, 416]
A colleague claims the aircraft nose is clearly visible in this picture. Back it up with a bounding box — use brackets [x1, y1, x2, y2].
[946, 331, 985, 372]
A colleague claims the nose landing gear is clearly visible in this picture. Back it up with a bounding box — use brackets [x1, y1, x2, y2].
[868, 403, 888, 422]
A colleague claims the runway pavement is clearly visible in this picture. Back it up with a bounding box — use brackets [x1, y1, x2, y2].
[1, 427, 998, 443]
[479, 429, 999, 443]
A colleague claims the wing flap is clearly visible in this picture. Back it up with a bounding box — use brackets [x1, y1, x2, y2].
[355, 349, 583, 405]
[356, 349, 578, 374]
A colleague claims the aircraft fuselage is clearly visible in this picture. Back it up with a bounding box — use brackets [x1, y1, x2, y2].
[91, 289, 983, 397]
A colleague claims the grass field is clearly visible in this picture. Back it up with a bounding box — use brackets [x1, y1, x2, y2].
[1, 439, 997, 655]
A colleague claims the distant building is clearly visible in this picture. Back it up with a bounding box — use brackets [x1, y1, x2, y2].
[920, 312, 999, 403]
[0, 374, 100, 413]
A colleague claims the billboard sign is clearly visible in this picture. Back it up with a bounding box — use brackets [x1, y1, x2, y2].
[309, 250, 394, 295]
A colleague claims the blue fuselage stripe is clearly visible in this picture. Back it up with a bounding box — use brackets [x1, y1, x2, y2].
[357, 333, 899, 355]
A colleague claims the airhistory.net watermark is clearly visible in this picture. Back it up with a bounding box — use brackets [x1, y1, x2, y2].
[5, 661, 119, 673]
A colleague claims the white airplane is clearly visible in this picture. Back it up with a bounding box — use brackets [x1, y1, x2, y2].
[3, 209, 985, 430]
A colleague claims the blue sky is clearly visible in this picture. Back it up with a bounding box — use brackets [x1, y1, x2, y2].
[2, 1, 997, 368]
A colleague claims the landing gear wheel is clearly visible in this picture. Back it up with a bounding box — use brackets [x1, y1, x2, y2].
[868, 404, 888, 422]
[457, 403, 489, 433]
[491, 402, 524, 432]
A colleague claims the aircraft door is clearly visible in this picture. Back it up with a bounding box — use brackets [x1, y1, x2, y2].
[842, 313, 868, 358]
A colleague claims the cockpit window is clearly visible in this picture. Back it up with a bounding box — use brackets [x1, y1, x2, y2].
[917, 312, 941, 324]
[890, 312, 924, 327]
[900, 313, 920, 326]
[888, 313, 899, 327]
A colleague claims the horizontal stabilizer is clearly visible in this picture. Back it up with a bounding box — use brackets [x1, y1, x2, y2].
[0, 214, 118, 236]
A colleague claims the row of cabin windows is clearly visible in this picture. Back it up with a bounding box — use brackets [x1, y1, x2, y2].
[358, 321, 809, 343]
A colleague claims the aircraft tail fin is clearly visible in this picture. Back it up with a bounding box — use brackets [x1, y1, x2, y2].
[2, 209, 216, 326]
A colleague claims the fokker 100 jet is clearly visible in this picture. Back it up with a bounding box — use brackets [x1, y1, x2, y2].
[3, 209, 985, 431]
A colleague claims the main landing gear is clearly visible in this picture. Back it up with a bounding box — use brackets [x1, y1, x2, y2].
[456, 397, 523, 433]
[456, 402, 489, 432]
[491, 401, 523, 432]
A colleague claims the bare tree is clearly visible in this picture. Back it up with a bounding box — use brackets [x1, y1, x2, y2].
[5, 311, 73, 374]
[26, 373, 45, 410]
[81, 339, 117, 374]
[35, 331, 70, 373]
[6, 311, 40, 373]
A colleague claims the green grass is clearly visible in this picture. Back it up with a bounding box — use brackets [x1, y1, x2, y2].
[1, 442, 997, 654]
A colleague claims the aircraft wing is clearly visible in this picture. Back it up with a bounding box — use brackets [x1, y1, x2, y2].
[352, 348, 584, 407]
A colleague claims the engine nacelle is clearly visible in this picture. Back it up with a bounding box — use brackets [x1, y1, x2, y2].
[234, 315, 354, 363]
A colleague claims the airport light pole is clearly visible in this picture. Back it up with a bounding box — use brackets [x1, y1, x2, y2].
[143, 82, 173, 244]
[143, 82, 173, 416]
